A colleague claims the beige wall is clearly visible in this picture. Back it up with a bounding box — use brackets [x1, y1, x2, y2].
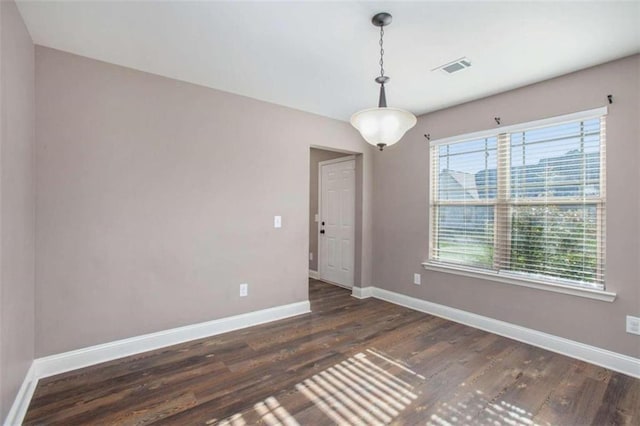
[372, 54, 640, 358]
[35, 47, 374, 357]
[308, 148, 348, 272]
[0, 0, 35, 420]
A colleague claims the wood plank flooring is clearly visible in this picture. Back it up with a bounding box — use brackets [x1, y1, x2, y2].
[24, 279, 640, 425]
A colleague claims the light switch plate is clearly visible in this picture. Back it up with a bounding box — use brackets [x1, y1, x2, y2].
[314, 214, 319, 223]
[413, 273, 421, 285]
[240, 283, 248, 297]
[274, 216, 282, 228]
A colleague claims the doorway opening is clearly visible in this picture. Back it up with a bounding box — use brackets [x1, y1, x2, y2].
[309, 147, 362, 291]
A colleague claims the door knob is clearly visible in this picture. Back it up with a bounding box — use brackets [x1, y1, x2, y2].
[320, 229, 325, 234]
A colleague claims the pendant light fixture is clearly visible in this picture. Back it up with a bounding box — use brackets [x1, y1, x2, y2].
[350, 12, 416, 151]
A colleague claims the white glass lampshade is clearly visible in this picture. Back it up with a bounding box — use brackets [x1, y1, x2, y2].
[350, 107, 417, 149]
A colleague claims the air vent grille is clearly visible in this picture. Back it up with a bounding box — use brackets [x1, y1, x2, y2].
[433, 57, 472, 74]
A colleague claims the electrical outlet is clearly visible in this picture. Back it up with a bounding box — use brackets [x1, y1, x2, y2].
[240, 283, 248, 297]
[626, 315, 640, 335]
[309, 252, 313, 261]
[274, 216, 282, 228]
[413, 273, 421, 285]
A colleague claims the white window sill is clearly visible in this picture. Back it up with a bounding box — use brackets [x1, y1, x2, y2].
[421, 262, 616, 302]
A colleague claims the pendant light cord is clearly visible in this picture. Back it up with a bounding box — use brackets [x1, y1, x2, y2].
[379, 26, 385, 78]
[377, 26, 388, 108]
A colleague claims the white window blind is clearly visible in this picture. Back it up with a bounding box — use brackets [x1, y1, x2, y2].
[429, 109, 606, 290]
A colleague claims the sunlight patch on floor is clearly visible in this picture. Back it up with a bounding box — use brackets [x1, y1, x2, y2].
[295, 351, 419, 425]
[427, 389, 541, 426]
[215, 350, 422, 425]
[217, 412, 247, 426]
[254, 397, 300, 426]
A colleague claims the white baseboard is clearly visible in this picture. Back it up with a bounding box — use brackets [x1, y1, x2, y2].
[371, 287, 640, 379]
[309, 269, 319, 279]
[351, 286, 374, 299]
[35, 300, 310, 379]
[5, 300, 310, 426]
[3, 363, 37, 426]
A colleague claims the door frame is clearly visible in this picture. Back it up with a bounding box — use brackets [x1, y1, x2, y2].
[317, 155, 356, 289]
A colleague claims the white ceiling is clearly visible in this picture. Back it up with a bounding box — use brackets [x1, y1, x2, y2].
[16, 1, 640, 121]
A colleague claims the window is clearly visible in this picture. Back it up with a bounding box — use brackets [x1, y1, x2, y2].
[429, 108, 606, 290]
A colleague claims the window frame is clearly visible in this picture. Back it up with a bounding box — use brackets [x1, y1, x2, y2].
[425, 107, 615, 302]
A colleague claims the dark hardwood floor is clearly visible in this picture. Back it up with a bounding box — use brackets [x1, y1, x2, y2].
[25, 279, 639, 425]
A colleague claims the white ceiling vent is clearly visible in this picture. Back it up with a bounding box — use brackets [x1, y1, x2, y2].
[433, 57, 472, 74]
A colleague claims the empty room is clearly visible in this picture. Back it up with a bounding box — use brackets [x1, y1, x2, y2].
[1, 0, 639, 425]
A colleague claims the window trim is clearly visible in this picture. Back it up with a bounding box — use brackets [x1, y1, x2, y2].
[429, 106, 608, 147]
[421, 261, 616, 302]
[427, 106, 609, 295]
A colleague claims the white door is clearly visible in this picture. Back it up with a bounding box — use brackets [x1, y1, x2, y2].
[319, 157, 355, 288]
